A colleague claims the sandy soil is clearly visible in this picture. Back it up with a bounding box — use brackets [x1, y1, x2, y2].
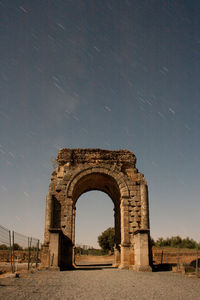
[75, 254, 114, 264]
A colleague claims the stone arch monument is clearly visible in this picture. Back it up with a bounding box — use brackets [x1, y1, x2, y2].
[42, 148, 152, 271]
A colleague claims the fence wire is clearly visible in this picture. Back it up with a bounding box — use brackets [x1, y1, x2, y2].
[153, 247, 200, 275]
[13, 231, 29, 249]
[0, 224, 40, 273]
[0, 225, 10, 248]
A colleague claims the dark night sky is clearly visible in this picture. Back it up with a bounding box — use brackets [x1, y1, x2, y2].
[0, 0, 200, 246]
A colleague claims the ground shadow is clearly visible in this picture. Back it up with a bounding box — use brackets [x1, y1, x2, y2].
[152, 263, 176, 272]
[190, 259, 200, 268]
[76, 263, 113, 267]
[61, 263, 115, 271]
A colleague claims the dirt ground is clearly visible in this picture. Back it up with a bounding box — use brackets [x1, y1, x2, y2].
[75, 254, 114, 264]
[1, 267, 200, 300]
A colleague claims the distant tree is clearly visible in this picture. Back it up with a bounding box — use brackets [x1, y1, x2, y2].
[155, 237, 165, 247]
[0, 244, 9, 250]
[75, 246, 103, 256]
[150, 237, 155, 246]
[154, 236, 199, 249]
[98, 227, 115, 253]
[13, 243, 23, 250]
[181, 237, 197, 249]
[170, 236, 182, 247]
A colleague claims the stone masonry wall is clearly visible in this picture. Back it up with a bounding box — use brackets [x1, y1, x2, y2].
[45, 149, 148, 244]
[43, 148, 151, 270]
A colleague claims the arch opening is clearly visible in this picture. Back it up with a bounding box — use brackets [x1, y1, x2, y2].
[75, 191, 116, 266]
[71, 172, 121, 207]
[71, 173, 121, 267]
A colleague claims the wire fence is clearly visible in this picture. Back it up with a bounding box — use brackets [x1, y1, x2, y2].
[0, 224, 40, 273]
[0, 225, 11, 248]
[153, 246, 200, 275]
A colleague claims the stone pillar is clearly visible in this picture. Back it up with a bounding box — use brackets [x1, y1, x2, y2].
[119, 198, 130, 269]
[113, 245, 121, 267]
[72, 207, 76, 266]
[65, 198, 73, 239]
[140, 184, 150, 230]
[114, 206, 121, 245]
[59, 197, 74, 269]
[131, 184, 151, 271]
[132, 230, 152, 271]
[113, 207, 121, 267]
[72, 207, 76, 243]
[129, 245, 135, 266]
[44, 194, 53, 243]
[49, 229, 60, 269]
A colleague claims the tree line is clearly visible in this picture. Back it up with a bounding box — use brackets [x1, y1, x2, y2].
[151, 236, 199, 249]
[2, 232, 198, 253]
[0, 243, 38, 251]
[97, 228, 200, 252]
[75, 246, 103, 256]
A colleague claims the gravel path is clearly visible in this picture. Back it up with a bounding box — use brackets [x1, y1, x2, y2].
[0, 268, 199, 300]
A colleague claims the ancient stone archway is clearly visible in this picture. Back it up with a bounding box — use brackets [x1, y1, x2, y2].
[42, 149, 152, 271]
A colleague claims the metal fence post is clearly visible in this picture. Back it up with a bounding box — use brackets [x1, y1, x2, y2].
[12, 231, 15, 273]
[0, 225, 41, 273]
[177, 245, 180, 270]
[35, 240, 39, 268]
[9, 230, 13, 273]
[161, 248, 163, 264]
[30, 237, 32, 268]
[196, 245, 198, 276]
[28, 237, 30, 270]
